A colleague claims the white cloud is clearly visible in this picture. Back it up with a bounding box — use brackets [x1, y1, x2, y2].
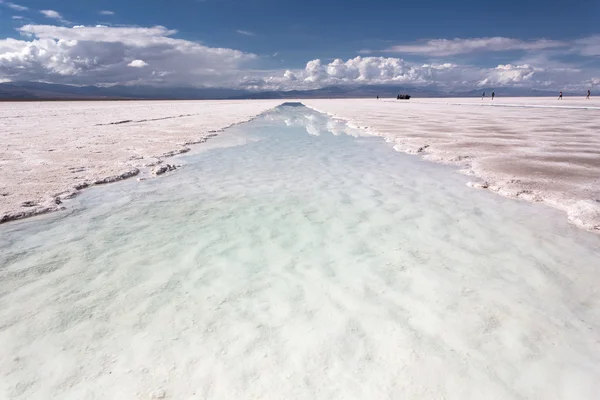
[40, 10, 68, 23]
[478, 64, 537, 86]
[304, 59, 324, 82]
[236, 30, 256, 37]
[12, 15, 23, 20]
[0, 1, 29, 11]
[421, 63, 457, 70]
[376, 37, 566, 56]
[0, 25, 598, 92]
[99, 10, 115, 16]
[574, 35, 600, 56]
[128, 59, 148, 68]
[0, 24, 257, 86]
[286, 57, 439, 87]
[283, 70, 297, 81]
[40, 10, 62, 19]
[258, 56, 598, 92]
[21, 25, 177, 45]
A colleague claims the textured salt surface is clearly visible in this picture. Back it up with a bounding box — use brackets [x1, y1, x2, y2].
[1, 105, 600, 399]
[302, 97, 600, 232]
[0, 100, 281, 223]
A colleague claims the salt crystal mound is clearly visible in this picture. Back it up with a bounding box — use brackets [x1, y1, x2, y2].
[302, 98, 600, 233]
[0, 100, 282, 223]
[1, 105, 600, 399]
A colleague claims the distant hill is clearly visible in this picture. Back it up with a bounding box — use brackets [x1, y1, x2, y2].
[0, 81, 567, 101]
[231, 85, 442, 99]
[453, 87, 560, 98]
[0, 82, 249, 100]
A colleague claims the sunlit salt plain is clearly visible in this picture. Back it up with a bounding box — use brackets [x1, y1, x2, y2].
[1, 104, 600, 399]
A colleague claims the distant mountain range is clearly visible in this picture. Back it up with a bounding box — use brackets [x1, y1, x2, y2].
[0, 82, 245, 100]
[0, 81, 563, 101]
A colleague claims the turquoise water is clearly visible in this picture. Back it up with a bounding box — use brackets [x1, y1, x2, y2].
[1, 104, 600, 399]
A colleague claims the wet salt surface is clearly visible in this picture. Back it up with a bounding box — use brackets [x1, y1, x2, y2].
[1, 105, 600, 399]
[302, 98, 600, 232]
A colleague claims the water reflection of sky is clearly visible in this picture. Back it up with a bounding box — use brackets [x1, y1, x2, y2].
[265, 105, 366, 138]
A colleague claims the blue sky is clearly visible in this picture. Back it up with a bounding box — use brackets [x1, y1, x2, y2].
[1, 0, 599, 90]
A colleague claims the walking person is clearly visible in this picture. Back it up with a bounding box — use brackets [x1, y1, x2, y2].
[482, 92, 485, 100]
[558, 91, 563, 100]
[587, 90, 591, 99]
[492, 91, 495, 100]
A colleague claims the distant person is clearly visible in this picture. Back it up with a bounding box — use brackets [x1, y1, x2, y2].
[558, 91, 563, 100]
[492, 91, 495, 100]
[482, 92, 485, 99]
[397, 94, 400, 100]
[587, 90, 591, 99]
[377, 95, 379, 100]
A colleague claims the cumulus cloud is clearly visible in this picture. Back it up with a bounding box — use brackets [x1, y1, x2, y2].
[257, 56, 598, 92]
[128, 59, 148, 68]
[0, 24, 257, 86]
[374, 37, 566, 56]
[99, 10, 115, 15]
[1, 24, 598, 91]
[283, 70, 297, 81]
[274, 57, 447, 88]
[304, 59, 325, 82]
[0, 1, 28, 11]
[236, 30, 256, 36]
[477, 64, 537, 86]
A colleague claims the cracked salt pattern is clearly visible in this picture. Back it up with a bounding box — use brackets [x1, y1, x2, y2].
[1, 104, 600, 399]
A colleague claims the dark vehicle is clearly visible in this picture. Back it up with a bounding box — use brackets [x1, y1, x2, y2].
[396, 94, 411, 100]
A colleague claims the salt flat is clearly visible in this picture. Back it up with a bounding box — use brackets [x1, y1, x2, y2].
[2, 98, 600, 232]
[0, 100, 281, 222]
[2, 106, 599, 399]
[303, 97, 600, 232]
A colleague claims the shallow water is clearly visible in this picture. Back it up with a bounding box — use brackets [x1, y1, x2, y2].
[1, 104, 600, 399]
